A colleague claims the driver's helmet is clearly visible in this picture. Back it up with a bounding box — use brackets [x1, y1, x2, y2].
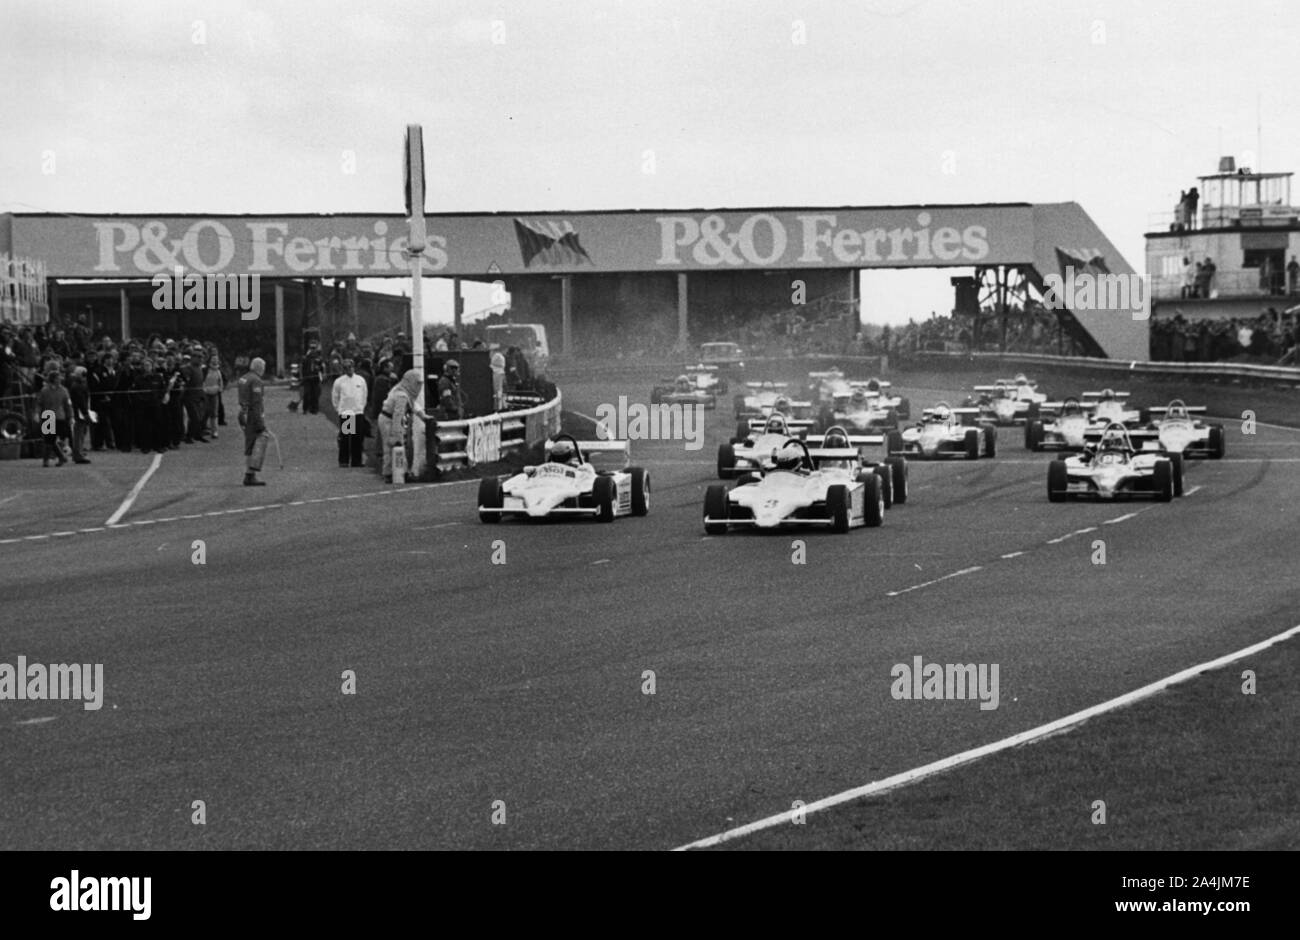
[1014, 373, 1029, 385]
[866, 378, 881, 392]
[549, 439, 578, 464]
[764, 414, 788, 434]
[1098, 428, 1129, 453]
[1061, 398, 1081, 415]
[850, 388, 869, 406]
[823, 429, 850, 449]
[930, 404, 952, 423]
[774, 396, 792, 412]
[674, 374, 692, 392]
[1099, 388, 1116, 402]
[1167, 400, 1188, 419]
[774, 441, 805, 471]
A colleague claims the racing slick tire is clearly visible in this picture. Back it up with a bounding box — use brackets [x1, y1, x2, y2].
[478, 476, 504, 523]
[717, 442, 737, 479]
[733, 395, 746, 416]
[1026, 401, 1040, 421]
[1168, 452, 1184, 497]
[1025, 419, 1042, 451]
[703, 484, 730, 535]
[1153, 458, 1174, 502]
[593, 474, 618, 521]
[897, 397, 911, 420]
[826, 483, 852, 533]
[887, 456, 908, 504]
[861, 474, 885, 528]
[985, 424, 997, 458]
[1139, 408, 1151, 425]
[1047, 458, 1068, 502]
[734, 419, 750, 444]
[885, 407, 900, 429]
[865, 467, 892, 508]
[0, 410, 27, 443]
[886, 429, 905, 457]
[964, 428, 980, 460]
[1208, 424, 1226, 459]
[629, 466, 650, 515]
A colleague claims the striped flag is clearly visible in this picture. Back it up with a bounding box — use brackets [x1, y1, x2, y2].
[514, 219, 594, 268]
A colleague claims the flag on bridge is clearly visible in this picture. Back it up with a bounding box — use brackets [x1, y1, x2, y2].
[514, 219, 594, 268]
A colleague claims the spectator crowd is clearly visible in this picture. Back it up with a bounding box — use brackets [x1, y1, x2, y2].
[1150, 308, 1300, 364]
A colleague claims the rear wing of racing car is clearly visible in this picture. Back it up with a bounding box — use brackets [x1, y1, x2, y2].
[804, 433, 884, 449]
[1148, 405, 1207, 416]
[1082, 390, 1131, 399]
[745, 381, 788, 390]
[547, 438, 631, 467]
[807, 370, 843, 380]
[1082, 426, 1160, 446]
[747, 416, 814, 434]
[807, 447, 865, 466]
[1038, 400, 1097, 414]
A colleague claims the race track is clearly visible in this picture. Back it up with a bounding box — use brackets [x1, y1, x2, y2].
[1, 376, 1297, 850]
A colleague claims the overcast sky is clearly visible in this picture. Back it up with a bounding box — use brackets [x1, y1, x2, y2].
[3, 0, 1297, 325]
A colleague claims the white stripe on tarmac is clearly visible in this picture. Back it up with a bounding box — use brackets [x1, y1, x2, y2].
[674, 622, 1300, 851]
[105, 452, 162, 525]
[885, 565, 982, 597]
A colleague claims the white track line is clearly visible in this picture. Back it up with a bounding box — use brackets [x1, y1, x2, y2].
[674, 622, 1300, 851]
[885, 566, 982, 597]
[104, 452, 162, 525]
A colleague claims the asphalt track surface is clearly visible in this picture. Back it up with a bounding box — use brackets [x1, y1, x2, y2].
[1, 378, 1297, 850]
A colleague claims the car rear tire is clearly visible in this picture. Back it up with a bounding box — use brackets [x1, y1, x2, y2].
[886, 429, 904, 456]
[964, 428, 980, 460]
[478, 477, 503, 523]
[1047, 459, 1068, 502]
[985, 425, 997, 458]
[734, 419, 750, 443]
[1168, 452, 1184, 497]
[887, 456, 908, 504]
[1208, 424, 1225, 459]
[733, 396, 746, 416]
[1153, 459, 1174, 502]
[868, 467, 893, 508]
[826, 483, 852, 533]
[861, 474, 884, 528]
[1026, 402, 1040, 420]
[629, 466, 650, 515]
[717, 442, 736, 479]
[593, 474, 617, 521]
[897, 397, 911, 420]
[703, 484, 729, 535]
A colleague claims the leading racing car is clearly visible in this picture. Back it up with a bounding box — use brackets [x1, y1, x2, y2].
[477, 435, 649, 522]
[703, 437, 885, 534]
[886, 402, 995, 460]
[1046, 423, 1179, 502]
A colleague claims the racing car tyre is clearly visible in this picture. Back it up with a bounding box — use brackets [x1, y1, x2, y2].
[887, 457, 908, 504]
[593, 475, 617, 521]
[477, 477, 503, 523]
[985, 425, 997, 458]
[886, 430, 904, 456]
[964, 428, 980, 460]
[1024, 419, 1040, 451]
[897, 397, 911, 420]
[734, 420, 750, 444]
[867, 467, 892, 508]
[1139, 408, 1151, 425]
[826, 484, 853, 533]
[1208, 424, 1226, 459]
[1168, 452, 1184, 497]
[1026, 402, 1040, 421]
[1047, 459, 1068, 502]
[733, 396, 746, 416]
[703, 484, 729, 535]
[629, 467, 650, 515]
[885, 407, 899, 429]
[0, 411, 27, 443]
[1153, 459, 1174, 502]
[717, 442, 736, 479]
[861, 475, 885, 528]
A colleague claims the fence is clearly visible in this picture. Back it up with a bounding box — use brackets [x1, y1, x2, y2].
[912, 350, 1300, 384]
[427, 391, 563, 472]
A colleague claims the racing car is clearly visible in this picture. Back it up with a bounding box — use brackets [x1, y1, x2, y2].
[703, 437, 885, 534]
[1047, 423, 1179, 502]
[719, 412, 813, 478]
[969, 377, 1045, 425]
[805, 426, 909, 507]
[1081, 389, 1148, 427]
[649, 373, 717, 409]
[885, 402, 995, 460]
[477, 435, 649, 523]
[816, 384, 902, 433]
[1023, 397, 1097, 451]
[1142, 400, 1226, 459]
[733, 381, 814, 421]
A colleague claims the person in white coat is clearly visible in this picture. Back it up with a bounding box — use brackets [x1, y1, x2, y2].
[331, 358, 369, 467]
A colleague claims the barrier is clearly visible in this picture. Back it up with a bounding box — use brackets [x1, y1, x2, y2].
[912, 350, 1300, 385]
[429, 390, 563, 472]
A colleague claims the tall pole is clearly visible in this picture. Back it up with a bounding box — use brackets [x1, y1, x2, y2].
[406, 124, 426, 376]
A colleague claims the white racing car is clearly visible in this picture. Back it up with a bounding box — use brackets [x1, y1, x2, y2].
[719, 413, 813, 478]
[970, 376, 1045, 425]
[805, 426, 909, 507]
[703, 437, 885, 534]
[1047, 423, 1180, 502]
[1143, 400, 1226, 459]
[1082, 389, 1148, 427]
[1024, 397, 1097, 451]
[477, 434, 649, 523]
[733, 381, 814, 421]
[886, 402, 995, 460]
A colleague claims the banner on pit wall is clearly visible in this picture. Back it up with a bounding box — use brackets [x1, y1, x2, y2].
[467, 417, 501, 466]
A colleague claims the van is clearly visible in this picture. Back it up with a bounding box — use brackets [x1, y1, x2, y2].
[484, 323, 550, 374]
